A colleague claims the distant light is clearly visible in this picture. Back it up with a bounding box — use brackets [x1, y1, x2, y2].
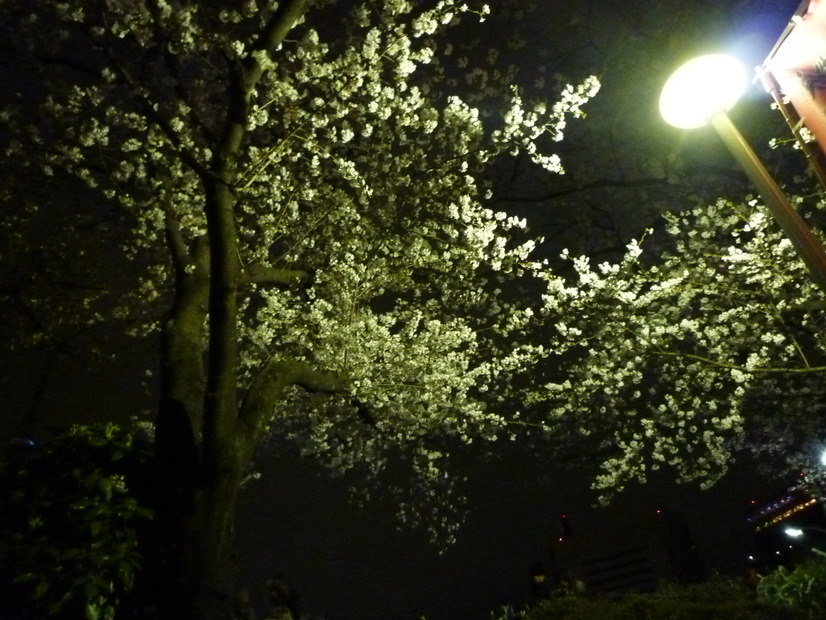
[820, 448, 826, 467]
[659, 54, 747, 129]
[785, 527, 805, 538]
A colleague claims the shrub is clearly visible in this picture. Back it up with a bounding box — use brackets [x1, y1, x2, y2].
[758, 549, 826, 618]
[0, 423, 151, 619]
[510, 575, 800, 620]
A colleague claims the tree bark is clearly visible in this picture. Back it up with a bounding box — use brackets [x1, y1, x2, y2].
[151, 4, 311, 618]
[152, 233, 210, 619]
[180, 467, 245, 619]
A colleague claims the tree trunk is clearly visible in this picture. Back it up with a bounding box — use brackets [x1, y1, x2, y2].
[147, 5, 312, 616]
[179, 469, 244, 620]
[152, 391, 247, 620]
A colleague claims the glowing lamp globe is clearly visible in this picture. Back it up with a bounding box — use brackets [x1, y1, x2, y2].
[659, 54, 747, 129]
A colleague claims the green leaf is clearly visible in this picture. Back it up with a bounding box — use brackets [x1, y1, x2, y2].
[27, 515, 44, 529]
[84, 580, 99, 600]
[85, 600, 101, 620]
[35, 579, 49, 599]
[98, 476, 113, 501]
[13, 572, 36, 584]
[118, 559, 133, 575]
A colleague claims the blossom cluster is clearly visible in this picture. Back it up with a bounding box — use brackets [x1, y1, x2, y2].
[0, 0, 596, 531]
[535, 196, 826, 502]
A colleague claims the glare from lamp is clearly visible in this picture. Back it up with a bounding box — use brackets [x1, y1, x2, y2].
[785, 527, 804, 538]
[659, 54, 747, 129]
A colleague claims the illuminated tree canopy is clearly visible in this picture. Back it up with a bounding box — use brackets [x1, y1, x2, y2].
[0, 1, 597, 617]
[533, 193, 826, 502]
[6, 1, 822, 618]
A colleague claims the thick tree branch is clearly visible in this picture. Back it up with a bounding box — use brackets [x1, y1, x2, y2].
[218, 0, 309, 175]
[503, 177, 671, 203]
[34, 53, 101, 78]
[244, 265, 310, 286]
[237, 358, 349, 458]
[251, 0, 310, 64]
[164, 212, 191, 274]
[159, 234, 210, 439]
[202, 0, 310, 475]
[656, 350, 826, 374]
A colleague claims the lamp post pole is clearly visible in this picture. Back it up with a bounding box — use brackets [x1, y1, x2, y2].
[660, 53, 826, 295]
[709, 112, 826, 294]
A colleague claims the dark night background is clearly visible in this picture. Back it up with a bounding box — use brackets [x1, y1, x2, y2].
[0, 0, 816, 618]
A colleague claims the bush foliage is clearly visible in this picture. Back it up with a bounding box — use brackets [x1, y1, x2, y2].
[758, 549, 826, 619]
[503, 576, 802, 620]
[0, 424, 151, 619]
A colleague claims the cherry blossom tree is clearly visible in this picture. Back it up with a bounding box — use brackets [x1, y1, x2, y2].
[533, 191, 826, 504]
[0, 1, 598, 617]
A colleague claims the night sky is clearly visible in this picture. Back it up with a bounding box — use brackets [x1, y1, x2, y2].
[234, 443, 777, 619]
[0, 0, 813, 619]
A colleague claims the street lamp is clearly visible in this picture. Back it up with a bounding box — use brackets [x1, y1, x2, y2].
[784, 525, 826, 558]
[784, 525, 826, 539]
[660, 54, 826, 294]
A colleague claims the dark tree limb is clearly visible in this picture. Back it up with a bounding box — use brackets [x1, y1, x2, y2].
[504, 177, 672, 203]
[244, 266, 311, 287]
[202, 0, 310, 472]
[238, 357, 349, 459]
